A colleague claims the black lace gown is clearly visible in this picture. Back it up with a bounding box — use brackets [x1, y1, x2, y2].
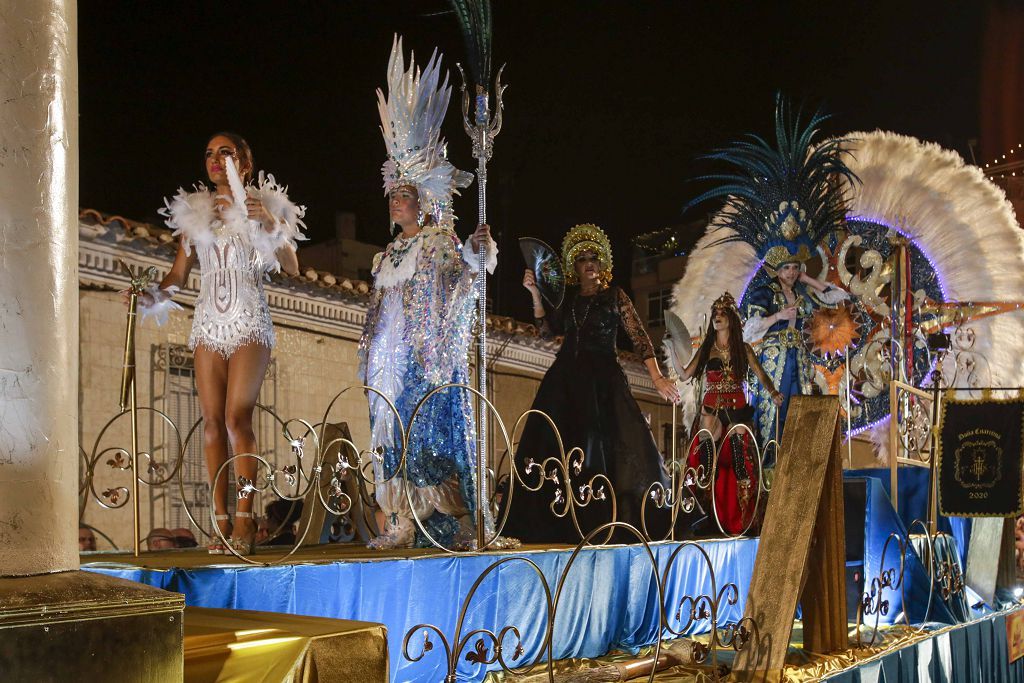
[502, 286, 670, 543]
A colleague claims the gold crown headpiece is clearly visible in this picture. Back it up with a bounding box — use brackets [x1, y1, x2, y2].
[562, 223, 613, 287]
[712, 291, 739, 315]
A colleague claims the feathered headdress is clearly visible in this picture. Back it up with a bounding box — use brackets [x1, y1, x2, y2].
[377, 35, 472, 229]
[450, 0, 492, 93]
[562, 223, 613, 287]
[687, 94, 858, 274]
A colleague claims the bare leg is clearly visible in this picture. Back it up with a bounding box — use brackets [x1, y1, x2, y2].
[194, 346, 231, 545]
[225, 342, 271, 546]
[700, 411, 724, 443]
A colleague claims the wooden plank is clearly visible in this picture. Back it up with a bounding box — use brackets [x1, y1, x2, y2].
[801, 414, 848, 654]
[998, 517, 1017, 589]
[733, 396, 843, 679]
[300, 422, 376, 546]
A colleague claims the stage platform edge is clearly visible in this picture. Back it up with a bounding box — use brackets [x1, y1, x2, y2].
[85, 537, 760, 682]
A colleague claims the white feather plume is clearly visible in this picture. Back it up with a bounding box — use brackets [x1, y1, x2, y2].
[841, 131, 1024, 459]
[137, 284, 183, 326]
[225, 155, 250, 216]
[377, 35, 472, 227]
[670, 131, 1024, 461]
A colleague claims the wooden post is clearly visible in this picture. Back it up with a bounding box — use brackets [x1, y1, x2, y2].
[733, 396, 846, 679]
[890, 378, 900, 516]
[801, 414, 848, 653]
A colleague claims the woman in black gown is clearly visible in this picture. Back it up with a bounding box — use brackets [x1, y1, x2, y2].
[503, 224, 679, 543]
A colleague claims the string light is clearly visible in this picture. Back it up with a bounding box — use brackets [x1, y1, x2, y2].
[846, 415, 891, 437]
[987, 143, 1024, 172]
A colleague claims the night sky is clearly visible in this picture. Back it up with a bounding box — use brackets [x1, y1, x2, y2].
[80, 1, 983, 321]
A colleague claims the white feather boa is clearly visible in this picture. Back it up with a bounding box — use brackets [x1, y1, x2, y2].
[248, 172, 308, 272]
[671, 131, 1024, 460]
[159, 173, 306, 273]
[159, 186, 218, 255]
[366, 290, 408, 450]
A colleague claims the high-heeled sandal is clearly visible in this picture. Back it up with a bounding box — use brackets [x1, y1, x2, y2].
[208, 514, 231, 555]
[227, 511, 256, 556]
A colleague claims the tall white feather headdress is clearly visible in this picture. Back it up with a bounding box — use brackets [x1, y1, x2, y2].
[377, 35, 472, 229]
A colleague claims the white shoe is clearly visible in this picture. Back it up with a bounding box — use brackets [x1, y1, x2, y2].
[367, 515, 415, 550]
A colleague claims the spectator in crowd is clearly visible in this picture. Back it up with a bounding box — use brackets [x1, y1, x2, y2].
[146, 528, 177, 551]
[260, 499, 304, 547]
[79, 524, 97, 552]
[171, 527, 198, 549]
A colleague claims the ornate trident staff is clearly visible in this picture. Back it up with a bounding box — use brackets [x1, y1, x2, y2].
[451, 0, 506, 547]
[118, 259, 158, 556]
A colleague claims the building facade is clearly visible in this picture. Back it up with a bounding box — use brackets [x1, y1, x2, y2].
[629, 220, 703, 350]
[295, 210, 382, 283]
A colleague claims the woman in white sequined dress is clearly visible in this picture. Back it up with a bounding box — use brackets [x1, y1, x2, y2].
[138, 132, 305, 555]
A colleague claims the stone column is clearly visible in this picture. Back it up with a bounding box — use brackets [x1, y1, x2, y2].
[0, 0, 79, 575]
[0, 6, 183, 679]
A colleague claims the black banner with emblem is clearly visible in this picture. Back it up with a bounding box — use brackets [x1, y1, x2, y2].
[938, 393, 1024, 517]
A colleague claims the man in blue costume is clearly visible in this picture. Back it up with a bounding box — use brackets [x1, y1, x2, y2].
[359, 37, 496, 550]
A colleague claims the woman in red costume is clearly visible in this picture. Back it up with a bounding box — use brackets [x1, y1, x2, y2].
[681, 292, 781, 535]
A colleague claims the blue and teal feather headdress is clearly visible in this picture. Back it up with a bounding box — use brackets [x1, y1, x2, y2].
[687, 94, 858, 273]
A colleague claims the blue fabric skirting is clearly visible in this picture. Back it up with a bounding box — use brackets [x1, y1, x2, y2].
[86, 538, 758, 682]
[848, 467, 972, 563]
[826, 607, 1024, 682]
[85, 469, 1002, 681]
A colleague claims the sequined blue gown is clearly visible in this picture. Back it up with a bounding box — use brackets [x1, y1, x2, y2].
[743, 281, 816, 451]
[359, 225, 492, 548]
